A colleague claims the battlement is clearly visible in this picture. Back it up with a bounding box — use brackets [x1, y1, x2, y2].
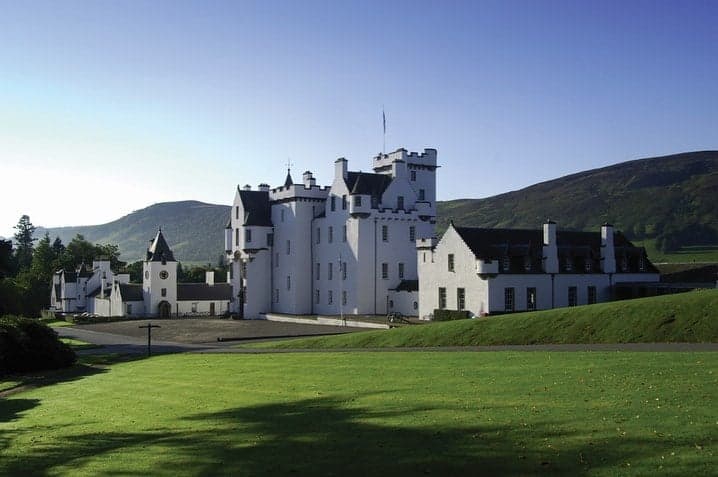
[373, 147, 437, 173]
[269, 182, 330, 202]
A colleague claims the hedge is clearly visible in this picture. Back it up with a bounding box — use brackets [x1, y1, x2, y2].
[0, 316, 76, 375]
[432, 309, 471, 321]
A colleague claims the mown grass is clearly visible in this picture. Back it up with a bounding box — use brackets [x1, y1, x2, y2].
[249, 289, 718, 349]
[59, 337, 101, 350]
[634, 239, 718, 264]
[1, 352, 716, 476]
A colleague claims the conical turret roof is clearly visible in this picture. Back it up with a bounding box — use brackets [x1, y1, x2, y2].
[146, 229, 176, 262]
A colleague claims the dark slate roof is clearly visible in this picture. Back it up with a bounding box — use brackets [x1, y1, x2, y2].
[119, 283, 144, 301]
[238, 189, 272, 226]
[177, 283, 233, 301]
[147, 230, 176, 262]
[62, 270, 77, 282]
[284, 170, 294, 187]
[345, 172, 392, 200]
[392, 280, 419, 292]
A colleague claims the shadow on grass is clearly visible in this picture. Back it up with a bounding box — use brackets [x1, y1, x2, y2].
[0, 394, 697, 476]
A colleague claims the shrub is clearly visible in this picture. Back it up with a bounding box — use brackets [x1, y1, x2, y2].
[0, 315, 76, 375]
[432, 309, 471, 321]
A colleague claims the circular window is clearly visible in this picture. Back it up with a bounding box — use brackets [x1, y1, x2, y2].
[159, 271, 169, 280]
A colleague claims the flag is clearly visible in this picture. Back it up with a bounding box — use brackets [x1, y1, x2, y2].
[382, 109, 386, 135]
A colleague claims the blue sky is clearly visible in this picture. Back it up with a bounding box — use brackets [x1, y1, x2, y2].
[1, 0, 716, 238]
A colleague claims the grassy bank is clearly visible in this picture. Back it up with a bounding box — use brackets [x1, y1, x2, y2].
[249, 289, 718, 349]
[1, 352, 715, 475]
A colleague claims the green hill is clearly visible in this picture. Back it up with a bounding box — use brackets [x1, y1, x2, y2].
[248, 289, 718, 349]
[37, 201, 230, 264]
[36, 151, 717, 263]
[436, 151, 718, 256]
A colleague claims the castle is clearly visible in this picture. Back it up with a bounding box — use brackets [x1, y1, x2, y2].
[225, 148, 438, 318]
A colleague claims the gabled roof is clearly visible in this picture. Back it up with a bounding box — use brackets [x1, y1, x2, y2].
[238, 189, 272, 226]
[177, 283, 233, 301]
[345, 171, 392, 199]
[119, 283, 144, 301]
[454, 227, 543, 260]
[147, 230, 176, 262]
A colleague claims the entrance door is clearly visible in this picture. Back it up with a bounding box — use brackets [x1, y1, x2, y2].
[158, 301, 171, 319]
[209, 302, 215, 316]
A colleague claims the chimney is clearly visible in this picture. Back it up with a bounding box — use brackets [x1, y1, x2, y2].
[542, 221, 558, 273]
[302, 171, 316, 188]
[205, 270, 215, 286]
[243, 184, 251, 191]
[601, 223, 616, 273]
[334, 157, 348, 181]
[258, 183, 270, 192]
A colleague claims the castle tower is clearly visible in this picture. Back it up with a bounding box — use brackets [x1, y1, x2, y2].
[142, 229, 178, 318]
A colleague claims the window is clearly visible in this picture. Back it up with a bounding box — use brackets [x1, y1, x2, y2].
[342, 290, 347, 305]
[161, 288, 167, 297]
[587, 286, 597, 305]
[527, 287, 537, 311]
[281, 209, 285, 222]
[423, 252, 426, 263]
[504, 288, 515, 312]
[568, 286, 577, 306]
[413, 301, 418, 310]
[127, 304, 133, 315]
[275, 252, 279, 268]
[381, 263, 388, 279]
[389, 300, 394, 308]
[316, 228, 321, 244]
[328, 290, 333, 304]
[245, 229, 252, 243]
[286, 240, 291, 255]
[331, 196, 336, 211]
[524, 256, 532, 272]
[448, 254, 455, 272]
[639, 256, 646, 272]
[342, 195, 347, 210]
[316, 263, 320, 280]
[235, 206, 239, 219]
[342, 225, 347, 242]
[286, 275, 291, 290]
[328, 262, 333, 280]
[620, 256, 629, 272]
[353, 195, 362, 207]
[398, 262, 404, 279]
[315, 289, 320, 304]
[191, 302, 197, 313]
[409, 226, 415, 242]
[328, 226, 333, 243]
[267, 233, 273, 246]
[397, 196, 404, 210]
[235, 228, 239, 246]
[229, 265, 234, 279]
[274, 288, 279, 303]
[382, 225, 389, 242]
[342, 261, 347, 280]
[438, 287, 447, 309]
[584, 259, 592, 273]
[457, 288, 465, 310]
[410, 170, 416, 181]
[418, 189, 425, 201]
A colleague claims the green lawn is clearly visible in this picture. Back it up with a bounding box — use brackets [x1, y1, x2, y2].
[59, 337, 101, 350]
[1, 352, 716, 476]
[249, 289, 718, 350]
[634, 239, 718, 264]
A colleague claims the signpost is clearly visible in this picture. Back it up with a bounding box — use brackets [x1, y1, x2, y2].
[138, 322, 161, 356]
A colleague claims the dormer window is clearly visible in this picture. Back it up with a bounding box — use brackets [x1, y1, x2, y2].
[501, 256, 510, 272]
[584, 259, 592, 273]
[523, 256, 532, 272]
[639, 256, 646, 272]
[620, 256, 629, 272]
[397, 196, 404, 210]
[564, 258, 572, 272]
[354, 195, 362, 207]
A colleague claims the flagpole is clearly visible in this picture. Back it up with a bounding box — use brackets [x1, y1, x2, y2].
[382, 106, 386, 155]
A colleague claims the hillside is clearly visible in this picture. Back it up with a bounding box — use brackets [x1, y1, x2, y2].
[436, 151, 718, 253]
[36, 151, 717, 263]
[38, 201, 230, 263]
[248, 289, 718, 349]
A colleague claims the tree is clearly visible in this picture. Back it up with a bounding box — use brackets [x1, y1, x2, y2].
[65, 234, 97, 266]
[95, 243, 125, 271]
[0, 239, 15, 278]
[13, 215, 36, 271]
[29, 233, 56, 285]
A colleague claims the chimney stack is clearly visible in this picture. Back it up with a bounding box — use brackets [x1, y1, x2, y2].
[601, 223, 616, 273]
[334, 157, 348, 181]
[205, 270, 215, 286]
[542, 221, 558, 273]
